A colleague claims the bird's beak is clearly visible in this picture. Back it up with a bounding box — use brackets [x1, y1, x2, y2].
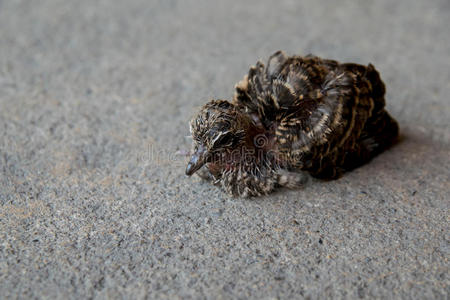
[185, 146, 209, 176]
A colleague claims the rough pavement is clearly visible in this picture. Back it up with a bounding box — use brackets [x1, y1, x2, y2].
[0, 0, 449, 298]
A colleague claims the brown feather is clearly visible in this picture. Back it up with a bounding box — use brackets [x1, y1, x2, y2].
[187, 51, 399, 197]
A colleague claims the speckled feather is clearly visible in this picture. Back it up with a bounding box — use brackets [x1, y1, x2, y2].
[187, 51, 399, 197]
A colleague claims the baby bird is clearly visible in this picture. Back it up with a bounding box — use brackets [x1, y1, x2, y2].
[186, 51, 399, 197]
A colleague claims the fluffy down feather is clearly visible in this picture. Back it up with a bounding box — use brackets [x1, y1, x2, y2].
[186, 51, 399, 197]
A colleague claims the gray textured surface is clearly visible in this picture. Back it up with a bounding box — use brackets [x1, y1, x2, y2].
[0, 0, 449, 299]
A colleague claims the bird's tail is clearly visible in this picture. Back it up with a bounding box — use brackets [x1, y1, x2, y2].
[343, 109, 399, 171]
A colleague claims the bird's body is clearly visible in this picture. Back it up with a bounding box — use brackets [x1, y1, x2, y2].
[186, 51, 399, 197]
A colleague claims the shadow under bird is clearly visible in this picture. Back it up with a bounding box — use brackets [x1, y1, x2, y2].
[186, 51, 399, 197]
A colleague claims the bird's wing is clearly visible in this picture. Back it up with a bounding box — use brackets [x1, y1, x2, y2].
[233, 52, 340, 126]
[233, 53, 382, 164]
[277, 63, 386, 170]
[233, 51, 290, 125]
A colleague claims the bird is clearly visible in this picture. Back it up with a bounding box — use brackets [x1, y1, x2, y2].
[186, 51, 399, 197]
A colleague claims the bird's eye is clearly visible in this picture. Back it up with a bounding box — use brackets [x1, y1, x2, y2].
[212, 133, 233, 148]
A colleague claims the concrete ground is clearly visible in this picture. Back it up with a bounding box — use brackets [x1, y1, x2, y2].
[0, 0, 449, 299]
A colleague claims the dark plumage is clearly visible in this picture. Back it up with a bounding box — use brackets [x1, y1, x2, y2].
[186, 51, 399, 197]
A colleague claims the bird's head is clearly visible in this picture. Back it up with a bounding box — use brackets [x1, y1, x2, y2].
[186, 100, 247, 176]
